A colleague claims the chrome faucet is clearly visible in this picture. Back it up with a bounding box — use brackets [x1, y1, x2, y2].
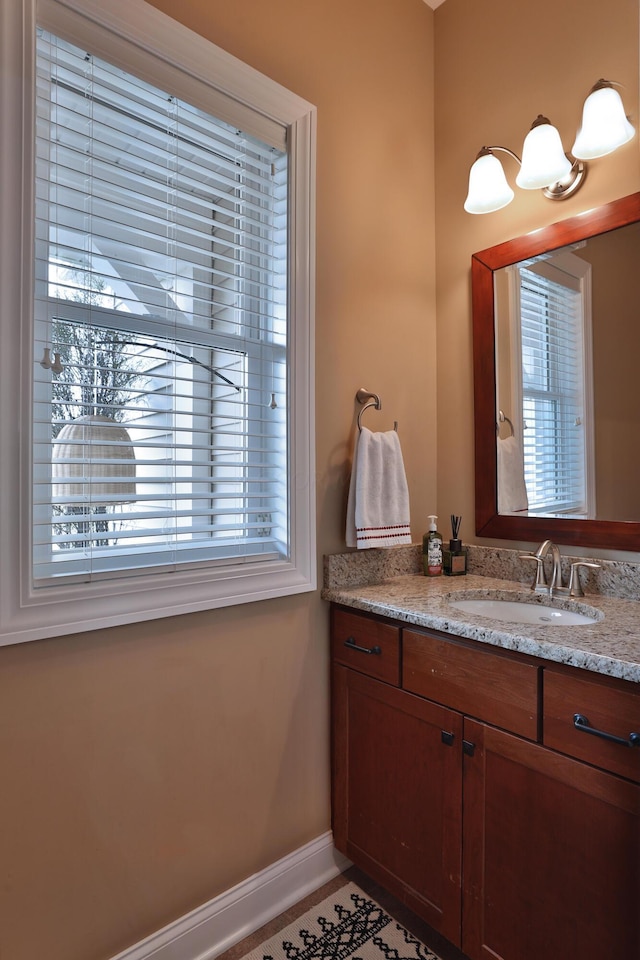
[526, 539, 562, 596]
[537, 539, 562, 595]
[519, 540, 600, 598]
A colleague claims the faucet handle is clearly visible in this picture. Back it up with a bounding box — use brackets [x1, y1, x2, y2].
[519, 553, 547, 592]
[568, 561, 601, 598]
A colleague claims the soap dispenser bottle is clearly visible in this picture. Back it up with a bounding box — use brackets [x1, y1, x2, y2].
[423, 515, 443, 577]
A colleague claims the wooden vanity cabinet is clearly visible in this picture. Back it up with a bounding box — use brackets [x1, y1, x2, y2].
[331, 607, 463, 943]
[330, 604, 640, 960]
[463, 718, 639, 960]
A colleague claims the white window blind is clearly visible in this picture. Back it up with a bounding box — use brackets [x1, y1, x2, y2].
[33, 29, 289, 584]
[518, 259, 588, 515]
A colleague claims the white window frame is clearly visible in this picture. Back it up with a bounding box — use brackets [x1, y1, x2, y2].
[0, 0, 317, 645]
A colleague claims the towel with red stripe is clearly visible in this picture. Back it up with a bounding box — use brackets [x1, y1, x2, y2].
[346, 427, 412, 549]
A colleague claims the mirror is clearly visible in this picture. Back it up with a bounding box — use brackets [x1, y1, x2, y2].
[472, 190, 640, 551]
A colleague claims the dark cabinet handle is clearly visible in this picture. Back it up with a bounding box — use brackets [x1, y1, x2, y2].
[344, 637, 382, 656]
[573, 713, 640, 748]
[441, 730, 455, 746]
[462, 740, 476, 757]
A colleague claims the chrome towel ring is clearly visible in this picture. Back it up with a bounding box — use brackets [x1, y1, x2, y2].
[355, 387, 398, 432]
[497, 409, 515, 437]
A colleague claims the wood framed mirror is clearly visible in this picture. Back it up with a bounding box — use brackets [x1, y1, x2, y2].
[472, 190, 640, 551]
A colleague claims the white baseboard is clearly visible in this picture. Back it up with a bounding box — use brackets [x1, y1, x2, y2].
[109, 832, 351, 960]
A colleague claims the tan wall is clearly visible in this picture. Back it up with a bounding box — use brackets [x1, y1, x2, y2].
[582, 224, 640, 519]
[434, 0, 640, 554]
[0, 2, 436, 959]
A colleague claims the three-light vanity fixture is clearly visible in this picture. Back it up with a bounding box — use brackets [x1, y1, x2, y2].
[464, 79, 635, 214]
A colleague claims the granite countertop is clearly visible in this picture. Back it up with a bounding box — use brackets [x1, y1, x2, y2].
[323, 571, 640, 684]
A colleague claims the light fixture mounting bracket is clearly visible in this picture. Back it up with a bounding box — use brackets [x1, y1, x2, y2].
[542, 154, 586, 200]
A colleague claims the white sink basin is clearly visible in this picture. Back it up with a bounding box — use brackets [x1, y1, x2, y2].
[448, 597, 600, 626]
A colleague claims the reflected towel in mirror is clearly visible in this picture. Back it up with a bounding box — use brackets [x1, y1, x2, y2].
[497, 435, 529, 514]
[346, 427, 412, 548]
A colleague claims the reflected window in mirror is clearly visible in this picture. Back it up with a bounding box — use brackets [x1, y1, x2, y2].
[496, 250, 595, 518]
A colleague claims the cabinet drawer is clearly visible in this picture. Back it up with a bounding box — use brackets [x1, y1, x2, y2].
[403, 629, 540, 739]
[544, 669, 640, 783]
[331, 607, 400, 685]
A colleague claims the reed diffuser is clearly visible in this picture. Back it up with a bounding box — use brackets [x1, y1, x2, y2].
[443, 514, 468, 576]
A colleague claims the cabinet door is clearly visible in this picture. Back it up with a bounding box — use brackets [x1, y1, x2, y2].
[332, 664, 463, 945]
[462, 718, 640, 960]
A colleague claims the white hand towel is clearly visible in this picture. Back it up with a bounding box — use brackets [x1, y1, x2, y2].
[497, 435, 529, 514]
[346, 427, 412, 549]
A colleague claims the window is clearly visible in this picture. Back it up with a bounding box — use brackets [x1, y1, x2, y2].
[515, 252, 594, 517]
[0, 0, 316, 644]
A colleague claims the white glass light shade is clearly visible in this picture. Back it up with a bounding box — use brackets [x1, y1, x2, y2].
[515, 118, 572, 190]
[464, 151, 514, 214]
[572, 83, 635, 160]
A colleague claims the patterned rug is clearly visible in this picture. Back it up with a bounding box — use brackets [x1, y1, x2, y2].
[242, 883, 442, 960]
